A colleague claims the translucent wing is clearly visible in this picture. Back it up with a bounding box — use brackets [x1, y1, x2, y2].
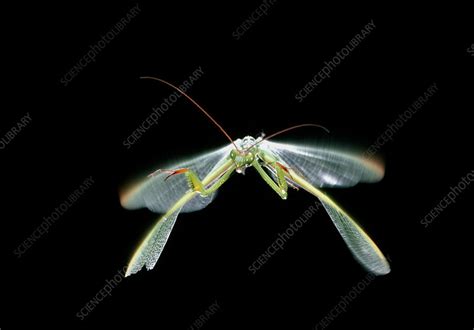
[122, 146, 235, 276]
[319, 198, 390, 275]
[125, 208, 182, 277]
[260, 141, 384, 188]
[120, 145, 232, 213]
[289, 170, 390, 275]
[125, 187, 205, 276]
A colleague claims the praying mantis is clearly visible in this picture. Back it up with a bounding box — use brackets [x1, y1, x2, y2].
[120, 78, 390, 277]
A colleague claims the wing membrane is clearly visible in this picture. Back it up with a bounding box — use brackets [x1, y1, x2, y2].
[125, 208, 182, 277]
[125, 188, 205, 276]
[121, 145, 232, 213]
[289, 170, 390, 275]
[122, 145, 235, 276]
[319, 198, 390, 275]
[261, 141, 384, 188]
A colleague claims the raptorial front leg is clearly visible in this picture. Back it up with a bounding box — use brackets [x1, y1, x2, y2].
[157, 166, 235, 197]
[252, 160, 289, 200]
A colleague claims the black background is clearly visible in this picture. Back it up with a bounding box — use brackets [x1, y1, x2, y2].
[2, 2, 472, 329]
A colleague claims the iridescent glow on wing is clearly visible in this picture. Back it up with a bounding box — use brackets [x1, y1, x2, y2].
[120, 145, 232, 214]
[260, 141, 384, 188]
[122, 145, 235, 276]
[289, 170, 390, 275]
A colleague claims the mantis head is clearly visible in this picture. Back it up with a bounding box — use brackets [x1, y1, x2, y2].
[230, 136, 262, 174]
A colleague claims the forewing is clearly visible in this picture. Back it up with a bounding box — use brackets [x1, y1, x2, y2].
[125, 208, 182, 277]
[319, 196, 390, 275]
[121, 145, 232, 213]
[288, 170, 390, 275]
[261, 141, 384, 188]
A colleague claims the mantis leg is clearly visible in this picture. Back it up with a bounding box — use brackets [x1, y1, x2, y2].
[167, 165, 235, 197]
[252, 160, 288, 200]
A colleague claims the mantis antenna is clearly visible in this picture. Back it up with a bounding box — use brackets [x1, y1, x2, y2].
[245, 123, 330, 152]
[140, 76, 239, 150]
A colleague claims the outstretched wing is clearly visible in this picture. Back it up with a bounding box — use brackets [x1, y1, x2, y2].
[289, 170, 390, 275]
[125, 190, 199, 276]
[121, 146, 235, 276]
[125, 207, 182, 277]
[120, 145, 233, 213]
[260, 141, 384, 188]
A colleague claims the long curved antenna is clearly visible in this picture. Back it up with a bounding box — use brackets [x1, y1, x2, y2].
[140, 76, 238, 150]
[245, 123, 330, 151]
